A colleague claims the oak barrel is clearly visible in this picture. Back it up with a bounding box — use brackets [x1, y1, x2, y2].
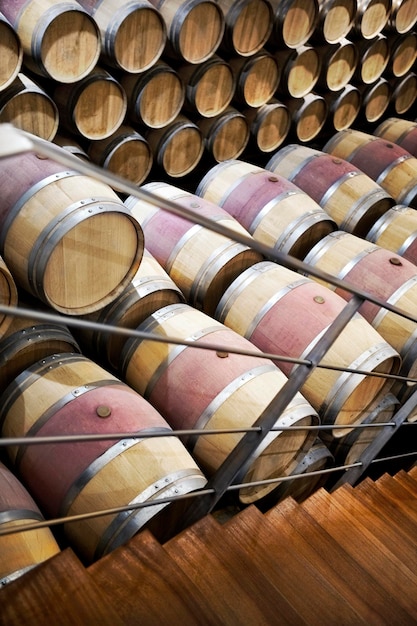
[0, 151, 144, 315]
[388, 0, 417, 33]
[0, 461, 60, 586]
[366, 204, 417, 265]
[230, 49, 281, 108]
[390, 72, 417, 115]
[374, 117, 417, 157]
[267, 143, 394, 236]
[120, 301, 319, 505]
[219, 0, 274, 56]
[358, 77, 392, 124]
[311, 0, 357, 44]
[386, 32, 417, 78]
[197, 159, 337, 259]
[285, 92, 328, 143]
[316, 38, 358, 92]
[323, 129, 417, 208]
[215, 260, 400, 436]
[243, 99, 291, 153]
[0, 256, 18, 340]
[0, 12, 23, 92]
[0, 353, 207, 562]
[353, 33, 390, 84]
[276, 45, 321, 99]
[353, 0, 391, 39]
[125, 182, 262, 315]
[197, 106, 250, 162]
[323, 83, 362, 131]
[0, 0, 101, 82]
[269, 0, 320, 48]
[304, 230, 417, 377]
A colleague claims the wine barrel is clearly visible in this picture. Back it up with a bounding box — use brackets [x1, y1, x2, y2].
[0, 12, 23, 92]
[366, 204, 417, 265]
[374, 117, 417, 157]
[219, 0, 273, 56]
[388, 0, 417, 33]
[197, 106, 250, 162]
[0, 255, 18, 340]
[315, 38, 359, 92]
[196, 159, 337, 259]
[77, 0, 166, 73]
[353, 0, 391, 39]
[276, 45, 321, 98]
[357, 77, 392, 124]
[284, 92, 328, 143]
[77, 248, 185, 371]
[323, 129, 417, 208]
[149, 0, 225, 63]
[386, 32, 417, 78]
[144, 115, 204, 178]
[0, 461, 60, 586]
[303, 230, 417, 377]
[121, 61, 185, 129]
[0, 0, 101, 82]
[177, 55, 236, 118]
[53, 134, 90, 161]
[53, 67, 127, 141]
[0, 151, 144, 315]
[230, 49, 281, 108]
[353, 33, 390, 84]
[389, 72, 417, 115]
[243, 99, 291, 153]
[0, 353, 207, 562]
[269, 0, 320, 49]
[87, 125, 153, 185]
[311, 0, 357, 44]
[120, 302, 319, 506]
[323, 83, 362, 132]
[215, 260, 401, 436]
[266, 144, 394, 236]
[0, 72, 59, 141]
[125, 182, 262, 315]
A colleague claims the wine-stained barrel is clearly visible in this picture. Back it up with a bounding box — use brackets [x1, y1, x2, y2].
[266, 144, 395, 236]
[0, 12, 23, 92]
[366, 204, 417, 265]
[125, 182, 262, 315]
[77, 248, 185, 371]
[120, 302, 319, 506]
[303, 230, 417, 377]
[77, 0, 167, 73]
[197, 159, 337, 259]
[0, 353, 207, 562]
[0, 150, 144, 315]
[323, 129, 417, 208]
[0, 0, 101, 82]
[215, 260, 401, 436]
[0, 461, 60, 586]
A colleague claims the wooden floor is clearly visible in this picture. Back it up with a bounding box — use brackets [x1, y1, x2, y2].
[2, 467, 417, 625]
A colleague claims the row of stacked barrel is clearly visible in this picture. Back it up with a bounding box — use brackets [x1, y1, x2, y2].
[2, 117, 417, 581]
[0, 0, 416, 183]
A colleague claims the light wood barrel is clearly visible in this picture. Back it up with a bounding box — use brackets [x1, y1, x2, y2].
[0, 12, 23, 92]
[230, 49, 281, 107]
[0, 461, 60, 587]
[353, 33, 390, 84]
[149, 0, 225, 63]
[323, 129, 417, 208]
[215, 260, 400, 436]
[276, 45, 321, 98]
[316, 38, 359, 92]
[266, 144, 394, 236]
[87, 125, 153, 185]
[0, 151, 144, 315]
[388, 0, 417, 33]
[243, 99, 291, 153]
[285, 92, 328, 143]
[358, 77, 392, 123]
[53, 67, 127, 141]
[374, 117, 417, 156]
[0, 0, 101, 83]
[120, 301, 319, 506]
[125, 182, 262, 315]
[177, 55, 236, 118]
[324, 83, 361, 131]
[219, 0, 274, 56]
[0, 298, 81, 395]
[269, 0, 320, 48]
[366, 204, 417, 266]
[197, 106, 250, 162]
[77, 248, 185, 371]
[0, 353, 207, 562]
[386, 32, 417, 78]
[196, 159, 337, 259]
[77, 0, 166, 73]
[304, 230, 417, 377]
[145, 115, 204, 177]
[390, 72, 417, 115]
[122, 61, 185, 129]
[0, 73, 58, 141]
[0, 256, 18, 340]
[353, 0, 391, 39]
[311, 0, 357, 44]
